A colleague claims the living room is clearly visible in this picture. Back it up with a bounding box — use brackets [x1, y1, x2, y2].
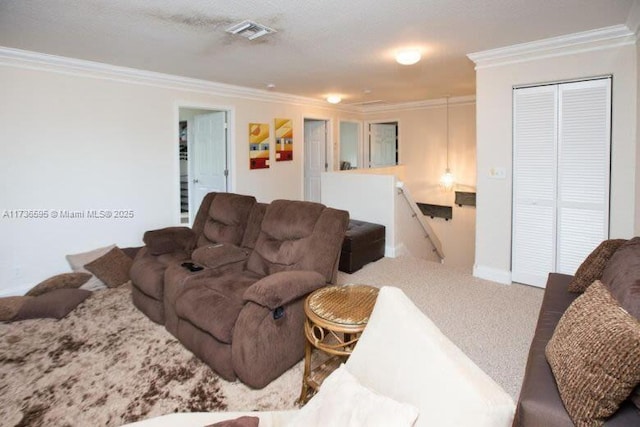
[2, 1, 640, 426]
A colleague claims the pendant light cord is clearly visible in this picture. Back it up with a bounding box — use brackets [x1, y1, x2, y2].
[446, 96, 450, 170]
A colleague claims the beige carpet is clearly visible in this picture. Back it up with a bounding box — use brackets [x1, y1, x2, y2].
[338, 256, 544, 399]
[0, 256, 543, 426]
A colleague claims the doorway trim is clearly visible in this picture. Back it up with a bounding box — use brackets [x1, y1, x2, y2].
[302, 115, 333, 201]
[175, 102, 235, 225]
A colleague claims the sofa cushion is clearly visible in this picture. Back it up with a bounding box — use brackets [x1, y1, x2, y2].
[175, 272, 260, 344]
[601, 237, 640, 320]
[260, 199, 324, 242]
[199, 193, 256, 247]
[246, 200, 325, 278]
[84, 247, 133, 288]
[26, 272, 92, 296]
[568, 239, 627, 293]
[287, 364, 419, 427]
[545, 280, 640, 426]
[247, 201, 349, 283]
[346, 286, 515, 427]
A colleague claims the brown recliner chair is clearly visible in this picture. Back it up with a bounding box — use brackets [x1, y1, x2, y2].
[171, 199, 349, 388]
[130, 192, 257, 324]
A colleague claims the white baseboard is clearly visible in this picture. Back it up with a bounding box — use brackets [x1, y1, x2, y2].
[473, 265, 512, 285]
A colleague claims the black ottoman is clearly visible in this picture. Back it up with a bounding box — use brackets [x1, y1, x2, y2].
[339, 220, 385, 273]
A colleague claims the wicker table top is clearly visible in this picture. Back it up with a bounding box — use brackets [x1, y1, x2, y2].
[306, 284, 379, 326]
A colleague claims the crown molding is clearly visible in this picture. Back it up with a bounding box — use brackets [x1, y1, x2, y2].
[362, 95, 475, 113]
[626, 1, 640, 39]
[0, 46, 477, 114]
[0, 46, 361, 113]
[468, 25, 636, 69]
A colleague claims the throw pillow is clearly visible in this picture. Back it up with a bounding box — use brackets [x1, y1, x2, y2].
[84, 247, 133, 288]
[545, 280, 640, 426]
[12, 289, 91, 320]
[206, 416, 259, 427]
[66, 244, 116, 291]
[287, 364, 418, 427]
[568, 239, 627, 293]
[601, 237, 640, 320]
[25, 272, 92, 297]
[191, 243, 248, 269]
[0, 296, 32, 321]
[345, 287, 515, 427]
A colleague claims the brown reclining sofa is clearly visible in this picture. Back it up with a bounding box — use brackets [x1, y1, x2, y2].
[130, 192, 349, 388]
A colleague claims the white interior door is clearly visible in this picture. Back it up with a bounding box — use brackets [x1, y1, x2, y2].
[556, 79, 611, 275]
[189, 111, 227, 223]
[304, 119, 327, 203]
[512, 85, 558, 287]
[369, 123, 397, 167]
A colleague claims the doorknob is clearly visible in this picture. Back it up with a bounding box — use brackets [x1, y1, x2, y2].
[193, 179, 199, 184]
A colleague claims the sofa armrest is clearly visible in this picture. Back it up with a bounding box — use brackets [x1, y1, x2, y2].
[243, 270, 326, 310]
[143, 227, 195, 255]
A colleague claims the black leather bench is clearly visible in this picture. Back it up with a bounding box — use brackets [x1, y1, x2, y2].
[339, 220, 385, 273]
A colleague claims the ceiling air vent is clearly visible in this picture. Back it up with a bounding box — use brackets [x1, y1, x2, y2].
[348, 100, 386, 106]
[226, 20, 276, 40]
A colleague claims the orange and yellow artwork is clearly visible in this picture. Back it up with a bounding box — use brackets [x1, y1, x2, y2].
[274, 118, 293, 161]
[249, 123, 270, 169]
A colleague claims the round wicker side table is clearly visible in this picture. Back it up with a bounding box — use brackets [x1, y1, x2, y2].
[297, 284, 379, 405]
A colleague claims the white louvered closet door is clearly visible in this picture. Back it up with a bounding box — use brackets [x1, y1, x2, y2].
[512, 78, 611, 288]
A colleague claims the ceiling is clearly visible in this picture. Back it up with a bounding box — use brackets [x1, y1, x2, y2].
[0, 0, 636, 105]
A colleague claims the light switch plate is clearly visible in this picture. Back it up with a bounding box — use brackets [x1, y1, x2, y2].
[489, 167, 506, 179]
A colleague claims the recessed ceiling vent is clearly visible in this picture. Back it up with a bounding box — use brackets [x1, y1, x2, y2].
[348, 100, 386, 106]
[226, 20, 276, 40]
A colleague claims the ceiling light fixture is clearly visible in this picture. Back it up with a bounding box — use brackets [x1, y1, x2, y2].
[440, 96, 455, 191]
[326, 95, 342, 104]
[395, 49, 421, 65]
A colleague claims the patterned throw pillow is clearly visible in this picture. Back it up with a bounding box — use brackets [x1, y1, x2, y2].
[84, 247, 133, 288]
[568, 239, 627, 293]
[546, 280, 640, 426]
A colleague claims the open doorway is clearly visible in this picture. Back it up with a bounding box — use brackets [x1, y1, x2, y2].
[304, 118, 329, 202]
[367, 121, 398, 167]
[178, 107, 230, 224]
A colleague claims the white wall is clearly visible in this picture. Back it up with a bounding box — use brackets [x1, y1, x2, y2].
[364, 100, 477, 271]
[321, 171, 397, 255]
[0, 50, 479, 294]
[0, 54, 361, 295]
[322, 167, 440, 263]
[474, 43, 638, 284]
